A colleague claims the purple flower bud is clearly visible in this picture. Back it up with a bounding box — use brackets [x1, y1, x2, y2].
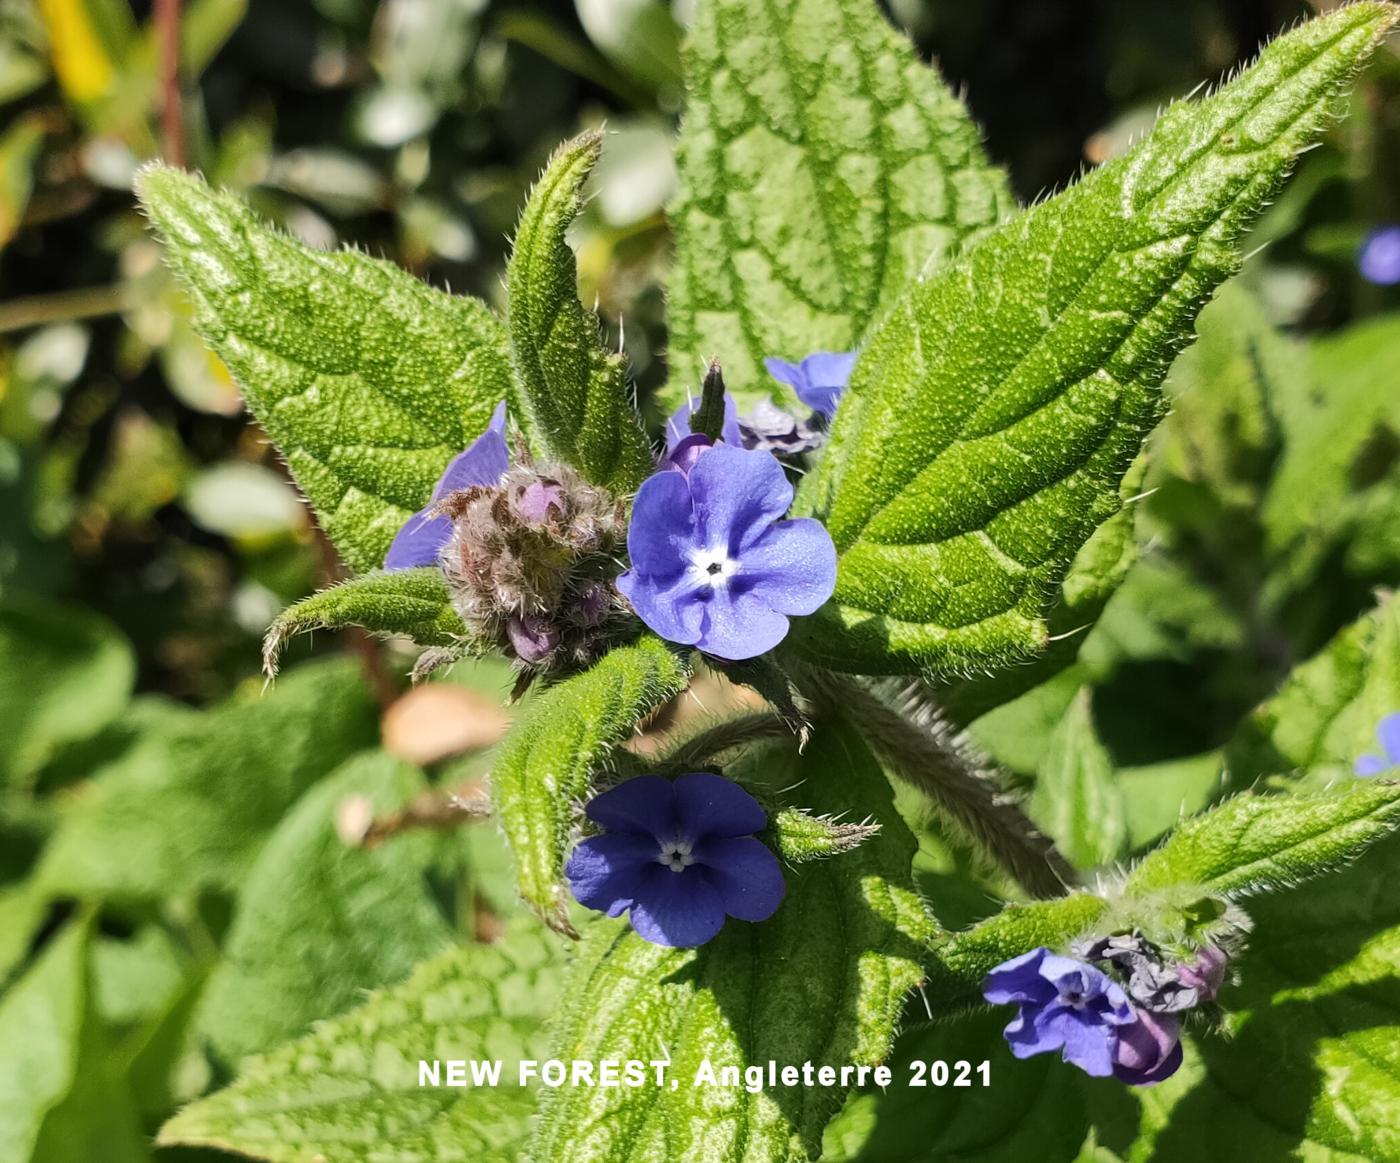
[1355, 711, 1400, 776]
[566, 773, 785, 947]
[1178, 946, 1228, 1003]
[661, 432, 716, 476]
[1112, 1010, 1183, 1086]
[1359, 225, 1400, 286]
[514, 480, 565, 524]
[507, 613, 559, 663]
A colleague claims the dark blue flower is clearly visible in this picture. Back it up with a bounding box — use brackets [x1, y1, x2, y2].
[1112, 1009, 1183, 1086]
[983, 947, 1136, 1077]
[1355, 712, 1400, 776]
[665, 394, 745, 451]
[616, 443, 836, 660]
[1359, 226, 1400, 286]
[384, 402, 509, 570]
[565, 772, 785, 947]
[763, 351, 857, 418]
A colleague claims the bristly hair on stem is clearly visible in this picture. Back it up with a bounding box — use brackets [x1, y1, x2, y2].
[795, 666, 1073, 898]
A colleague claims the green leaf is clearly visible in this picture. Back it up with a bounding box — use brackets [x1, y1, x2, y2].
[528, 717, 935, 1162]
[160, 921, 565, 1163]
[1227, 596, 1400, 790]
[665, 0, 1013, 411]
[492, 636, 691, 932]
[196, 752, 455, 1063]
[1125, 779, 1400, 898]
[506, 131, 654, 492]
[36, 659, 378, 901]
[135, 165, 514, 574]
[1030, 688, 1127, 869]
[793, 4, 1398, 677]
[922, 893, 1109, 1014]
[262, 567, 467, 675]
[0, 595, 134, 791]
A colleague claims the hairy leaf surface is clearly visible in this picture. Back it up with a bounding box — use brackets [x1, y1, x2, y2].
[492, 636, 691, 932]
[1029, 687, 1126, 869]
[136, 166, 513, 573]
[506, 132, 654, 492]
[794, 4, 1398, 677]
[666, 0, 1013, 410]
[528, 718, 935, 1163]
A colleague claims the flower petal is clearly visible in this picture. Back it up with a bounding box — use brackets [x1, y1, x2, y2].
[623, 468, 696, 579]
[616, 570, 706, 646]
[384, 507, 453, 570]
[694, 836, 784, 921]
[793, 352, 856, 416]
[1355, 753, 1389, 777]
[739, 518, 837, 615]
[584, 775, 676, 842]
[435, 401, 509, 496]
[628, 864, 727, 948]
[1377, 711, 1400, 764]
[686, 445, 793, 556]
[983, 947, 1054, 1005]
[1055, 1008, 1117, 1077]
[565, 832, 659, 916]
[673, 772, 767, 840]
[693, 585, 790, 660]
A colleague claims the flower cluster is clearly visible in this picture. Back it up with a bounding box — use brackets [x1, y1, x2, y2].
[665, 349, 856, 458]
[565, 772, 785, 947]
[1355, 712, 1400, 776]
[984, 934, 1230, 1086]
[385, 403, 630, 672]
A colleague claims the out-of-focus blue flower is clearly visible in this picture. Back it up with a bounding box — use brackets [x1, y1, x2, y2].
[983, 947, 1137, 1077]
[565, 772, 785, 947]
[1359, 226, 1400, 286]
[384, 401, 509, 569]
[1111, 1009, 1183, 1086]
[616, 443, 836, 660]
[763, 351, 857, 418]
[1355, 712, 1400, 776]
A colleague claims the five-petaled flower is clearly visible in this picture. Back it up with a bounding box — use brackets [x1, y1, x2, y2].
[1359, 225, 1400, 286]
[384, 401, 508, 570]
[565, 773, 785, 947]
[1355, 712, 1400, 776]
[617, 442, 836, 660]
[764, 350, 857, 418]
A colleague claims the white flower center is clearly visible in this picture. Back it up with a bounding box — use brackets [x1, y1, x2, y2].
[688, 544, 738, 590]
[657, 838, 696, 872]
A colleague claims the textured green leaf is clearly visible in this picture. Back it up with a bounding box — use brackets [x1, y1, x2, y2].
[1125, 779, 1400, 898]
[0, 595, 134, 790]
[262, 567, 467, 674]
[1030, 688, 1126, 869]
[492, 636, 691, 932]
[793, 4, 1398, 677]
[197, 752, 455, 1063]
[666, 0, 1013, 410]
[529, 717, 935, 1163]
[160, 921, 565, 1163]
[506, 132, 654, 492]
[921, 893, 1109, 1015]
[1227, 596, 1400, 790]
[36, 659, 378, 901]
[135, 165, 513, 574]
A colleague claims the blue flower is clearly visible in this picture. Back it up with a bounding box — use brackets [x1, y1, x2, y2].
[1359, 226, 1400, 286]
[384, 401, 509, 569]
[1355, 712, 1400, 776]
[565, 773, 785, 947]
[763, 351, 857, 418]
[1111, 1009, 1183, 1086]
[983, 948, 1137, 1077]
[616, 443, 836, 661]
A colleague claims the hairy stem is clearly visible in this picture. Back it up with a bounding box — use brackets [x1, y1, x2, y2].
[654, 711, 794, 774]
[798, 668, 1073, 898]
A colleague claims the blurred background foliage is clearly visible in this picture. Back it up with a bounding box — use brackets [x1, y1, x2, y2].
[1, 1, 1399, 1159]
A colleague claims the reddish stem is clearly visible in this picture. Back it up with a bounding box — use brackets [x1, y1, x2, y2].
[155, 0, 185, 166]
